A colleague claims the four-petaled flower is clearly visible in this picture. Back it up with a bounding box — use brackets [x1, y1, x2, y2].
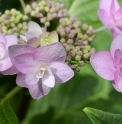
[98, 0, 122, 37]
[0, 33, 18, 74]
[20, 21, 59, 47]
[90, 35, 122, 92]
[9, 42, 74, 99]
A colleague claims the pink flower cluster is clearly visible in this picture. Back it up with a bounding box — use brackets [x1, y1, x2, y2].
[0, 21, 74, 99]
[91, 35, 122, 92]
[98, 0, 122, 37]
[91, 0, 122, 92]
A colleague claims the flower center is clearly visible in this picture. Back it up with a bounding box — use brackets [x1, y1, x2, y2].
[36, 67, 46, 78]
[44, 38, 52, 45]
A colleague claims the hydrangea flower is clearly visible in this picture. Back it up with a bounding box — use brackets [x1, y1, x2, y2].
[98, 0, 122, 37]
[0, 33, 18, 75]
[9, 42, 74, 99]
[90, 35, 122, 92]
[20, 21, 58, 47]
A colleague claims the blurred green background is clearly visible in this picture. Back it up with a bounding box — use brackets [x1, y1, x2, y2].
[0, 0, 122, 124]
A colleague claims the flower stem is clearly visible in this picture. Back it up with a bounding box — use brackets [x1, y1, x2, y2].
[20, 0, 26, 12]
[93, 26, 106, 33]
[0, 86, 22, 104]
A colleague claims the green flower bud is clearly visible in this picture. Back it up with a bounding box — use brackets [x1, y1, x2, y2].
[82, 24, 88, 30]
[10, 17, 15, 22]
[83, 49, 88, 54]
[77, 33, 83, 39]
[75, 55, 81, 61]
[83, 53, 89, 59]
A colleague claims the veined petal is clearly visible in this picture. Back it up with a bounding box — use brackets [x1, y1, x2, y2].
[98, 9, 112, 29]
[5, 35, 18, 48]
[113, 49, 122, 68]
[14, 53, 39, 74]
[34, 42, 66, 62]
[0, 42, 6, 59]
[112, 77, 122, 92]
[90, 51, 115, 80]
[111, 26, 122, 37]
[50, 62, 74, 83]
[42, 67, 55, 88]
[28, 80, 51, 99]
[0, 33, 6, 44]
[99, 0, 120, 14]
[1, 66, 19, 75]
[16, 73, 28, 88]
[115, 7, 122, 21]
[28, 21, 42, 34]
[25, 70, 39, 85]
[1, 56, 12, 71]
[110, 35, 122, 57]
[8, 44, 36, 63]
[111, 29, 118, 37]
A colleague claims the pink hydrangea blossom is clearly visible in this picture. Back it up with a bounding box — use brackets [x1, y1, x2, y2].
[0, 33, 18, 74]
[9, 42, 74, 99]
[98, 0, 122, 37]
[90, 35, 122, 92]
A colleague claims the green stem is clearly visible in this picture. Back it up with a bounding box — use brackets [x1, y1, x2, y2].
[93, 26, 106, 33]
[20, 0, 26, 12]
[0, 86, 22, 104]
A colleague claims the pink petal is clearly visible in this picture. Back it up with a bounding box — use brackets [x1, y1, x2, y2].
[49, 62, 74, 83]
[99, 0, 120, 14]
[14, 53, 38, 74]
[90, 51, 115, 80]
[1, 56, 12, 71]
[34, 42, 66, 62]
[0, 33, 6, 44]
[28, 80, 51, 99]
[111, 26, 122, 37]
[112, 77, 122, 92]
[8, 44, 36, 63]
[0, 42, 6, 59]
[111, 29, 118, 37]
[114, 70, 121, 83]
[115, 7, 122, 21]
[113, 49, 122, 68]
[5, 35, 18, 48]
[98, 9, 112, 29]
[16, 73, 28, 88]
[1, 66, 19, 75]
[110, 35, 122, 58]
[110, 0, 120, 14]
[42, 67, 55, 88]
[25, 70, 39, 85]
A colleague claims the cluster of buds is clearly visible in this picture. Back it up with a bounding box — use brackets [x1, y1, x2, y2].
[57, 17, 96, 71]
[25, 0, 68, 27]
[0, 9, 29, 43]
[0, 0, 96, 72]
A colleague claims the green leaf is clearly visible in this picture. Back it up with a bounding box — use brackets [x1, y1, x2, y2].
[0, 99, 19, 124]
[84, 107, 122, 124]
